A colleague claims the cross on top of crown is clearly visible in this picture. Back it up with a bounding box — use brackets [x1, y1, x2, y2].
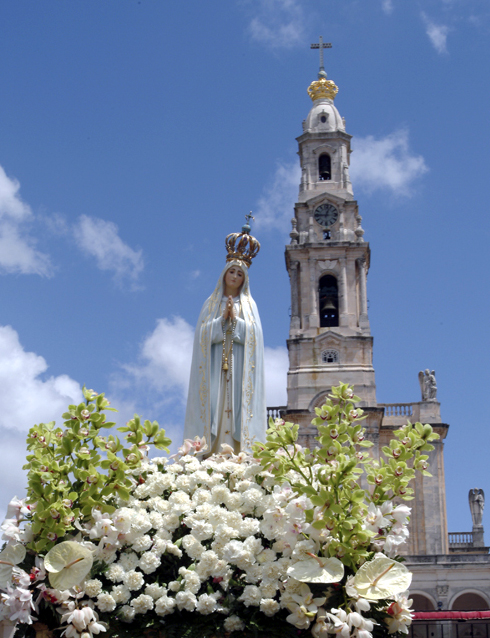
[311, 36, 332, 79]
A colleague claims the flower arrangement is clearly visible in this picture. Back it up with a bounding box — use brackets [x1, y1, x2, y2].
[0, 383, 439, 638]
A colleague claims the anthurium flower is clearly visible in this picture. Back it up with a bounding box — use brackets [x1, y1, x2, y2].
[44, 541, 93, 590]
[287, 554, 344, 583]
[0, 543, 27, 588]
[352, 553, 412, 600]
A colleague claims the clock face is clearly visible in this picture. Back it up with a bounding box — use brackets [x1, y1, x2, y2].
[314, 203, 339, 228]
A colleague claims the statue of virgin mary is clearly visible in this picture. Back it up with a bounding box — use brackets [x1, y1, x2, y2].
[183, 219, 266, 454]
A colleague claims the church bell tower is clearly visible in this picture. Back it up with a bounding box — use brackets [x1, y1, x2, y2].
[284, 40, 380, 443]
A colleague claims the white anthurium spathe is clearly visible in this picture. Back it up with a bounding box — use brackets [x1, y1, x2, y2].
[351, 553, 412, 600]
[44, 540, 94, 590]
[0, 543, 27, 588]
[287, 554, 345, 584]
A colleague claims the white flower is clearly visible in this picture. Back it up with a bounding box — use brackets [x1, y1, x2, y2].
[122, 570, 144, 591]
[105, 564, 125, 583]
[239, 585, 262, 607]
[145, 583, 166, 600]
[392, 505, 411, 526]
[182, 535, 205, 560]
[131, 594, 154, 614]
[175, 590, 197, 611]
[139, 553, 160, 574]
[260, 598, 280, 617]
[118, 552, 139, 571]
[287, 555, 344, 584]
[131, 534, 153, 553]
[119, 605, 135, 623]
[352, 554, 412, 600]
[155, 594, 176, 616]
[224, 615, 245, 632]
[110, 585, 131, 604]
[84, 579, 103, 598]
[96, 593, 116, 613]
[196, 593, 218, 615]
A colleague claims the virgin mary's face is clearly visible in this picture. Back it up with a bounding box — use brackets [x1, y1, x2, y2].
[224, 266, 244, 295]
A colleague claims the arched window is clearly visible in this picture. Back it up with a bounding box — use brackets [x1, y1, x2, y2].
[319, 275, 339, 327]
[322, 349, 339, 364]
[319, 153, 331, 181]
[451, 593, 489, 611]
[411, 595, 436, 611]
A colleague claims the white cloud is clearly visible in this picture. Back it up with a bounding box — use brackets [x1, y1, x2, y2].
[75, 215, 144, 289]
[0, 165, 52, 276]
[0, 325, 83, 516]
[254, 160, 300, 232]
[350, 129, 428, 196]
[421, 12, 451, 54]
[123, 317, 195, 398]
[248, 0, 305, 49]
[0, 432, 29, 519]
[0, 325, 82, 433]
[382, 0, 394, 14]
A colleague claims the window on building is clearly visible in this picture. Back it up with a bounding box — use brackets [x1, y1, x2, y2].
[322, 349, 339, 363]
[451, 593, 489, 611]
[319, 153, 331, 181]
[319, 275, 339, 327]
[411, 595, 436, 611]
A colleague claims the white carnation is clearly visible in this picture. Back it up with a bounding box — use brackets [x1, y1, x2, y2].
[182, 534, 205, 560]
[119, 552, 140, 571]
[96, 593, 117, 613]
[260, 579, 279, 598]
[84, 579, 103, 597]
[224, 492, 243, 511]
[106, 563, 125, 583]
[239, 585, 262, 607]
[131, 594, 154, 614]
[139, 552, 161, 574]
[132, 534, 153, 553]
[123, 569, 144, 591]
[111, 585, 131, 604]
[176, 590, 197, 611]
[238, 517, 261, 537]
[132, 512, 152, 534]
[162, 513, 180, 530]
[145, 583, 166, 600]
[119, 605, 135, 623]
[196, 593, 218, 615]
[192, 488, 212, 506]
[149, 512, 164, 529]
[190, 519, 214, 542]
[224, 615, 245, 632]
[260, 598, 280, 617]
[155, 594, 176, 616]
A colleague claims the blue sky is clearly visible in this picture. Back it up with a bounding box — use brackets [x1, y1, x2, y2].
[0, 0, 489, 536]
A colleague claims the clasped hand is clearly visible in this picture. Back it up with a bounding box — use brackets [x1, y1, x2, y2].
[223, 295, 235, 321]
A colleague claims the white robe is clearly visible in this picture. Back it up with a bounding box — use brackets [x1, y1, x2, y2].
[184, 261, 266, 454]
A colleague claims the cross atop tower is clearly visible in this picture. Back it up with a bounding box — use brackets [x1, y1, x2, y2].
[311, 36, 332, 79]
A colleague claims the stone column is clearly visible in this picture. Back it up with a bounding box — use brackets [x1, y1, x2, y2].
[289, 261, 300, 331]
[309, 257, 319, 328]
[357, 257, 370, 330]
[339, 258, 348, 326]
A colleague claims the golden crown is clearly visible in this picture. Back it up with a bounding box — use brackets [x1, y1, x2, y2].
[225, 214, 261, 268]
[307, 77, 338, 102]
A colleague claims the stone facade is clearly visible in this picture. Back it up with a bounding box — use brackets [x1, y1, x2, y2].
[278, 67, 490, 611]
